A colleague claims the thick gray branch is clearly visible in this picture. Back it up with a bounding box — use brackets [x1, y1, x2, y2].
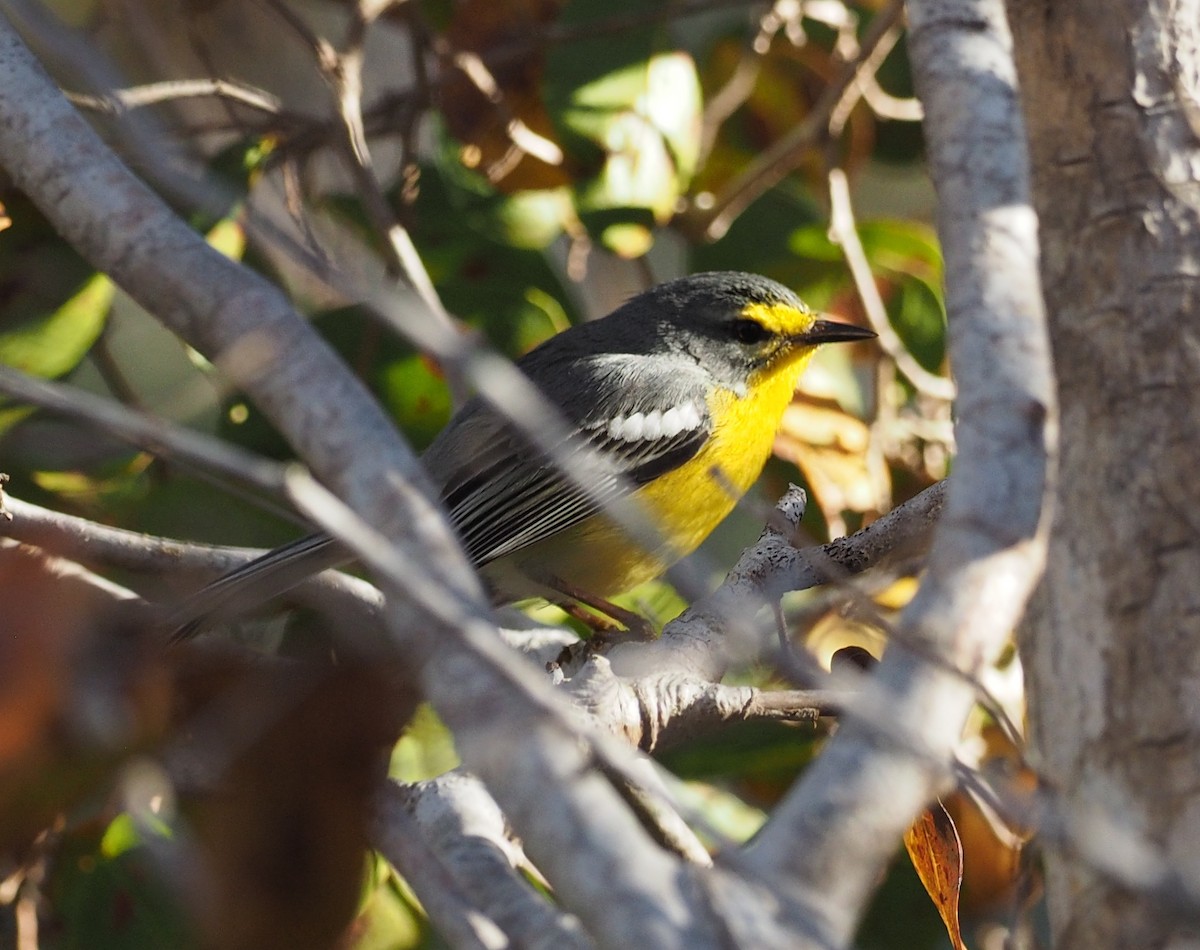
[739, 0, 1057, 942]
[567, 656, 842, 751]
[0, 23, 716, 947]
[375, 775, 592, 950]
[0, 14, 481, 613]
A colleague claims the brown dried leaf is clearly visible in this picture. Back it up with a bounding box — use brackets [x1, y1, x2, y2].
[904, 798, 968, 950]
[944, 724, 1038, 913]
[0, 544, 170, 853]
[177, 652, 416, 950]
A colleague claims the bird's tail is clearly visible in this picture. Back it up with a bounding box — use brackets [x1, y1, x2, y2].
[170, 532, 348, 640]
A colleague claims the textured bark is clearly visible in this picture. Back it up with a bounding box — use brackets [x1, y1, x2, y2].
[1007, 1, 1200, 945]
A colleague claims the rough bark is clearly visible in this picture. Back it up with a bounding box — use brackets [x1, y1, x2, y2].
[1007, 1, 1200, 945]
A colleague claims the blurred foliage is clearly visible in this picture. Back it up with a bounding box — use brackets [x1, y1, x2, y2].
[0, 0, 981, 947]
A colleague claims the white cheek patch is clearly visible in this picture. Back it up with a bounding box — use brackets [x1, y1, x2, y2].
[606, 402, 703, 443]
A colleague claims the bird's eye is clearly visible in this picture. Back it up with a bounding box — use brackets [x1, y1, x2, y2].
[728, 318, 771, 345]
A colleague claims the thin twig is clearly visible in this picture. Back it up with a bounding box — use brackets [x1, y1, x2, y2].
[827, 12, 904, 134]
[259, 0, 339, 71]
[376, 775, 594, 950]
[698, 0, 796, 165]
[0, 366, 288, 495]
[438, 41, 565, 175]
[856, 71, 923, 122]
[826, 168, 956, 401]
[265, 0, 465, 401]
[687, 0, 906, 240]
[66, 77, 285, 117]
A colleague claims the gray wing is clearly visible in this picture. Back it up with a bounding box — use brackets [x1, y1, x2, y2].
[425, 353, 711, 567]
[173, 352, 709, 638]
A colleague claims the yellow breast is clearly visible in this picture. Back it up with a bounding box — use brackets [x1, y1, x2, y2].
[489, 347, 817, 601]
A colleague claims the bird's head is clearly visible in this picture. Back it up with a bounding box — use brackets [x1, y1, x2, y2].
[620, 271, 876, 392]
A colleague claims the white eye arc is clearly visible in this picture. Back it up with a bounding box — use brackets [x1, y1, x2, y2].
[606, 402, 702, 443]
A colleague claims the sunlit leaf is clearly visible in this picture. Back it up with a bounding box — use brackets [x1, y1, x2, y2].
[544, 0, 701, 254]
[873, 576, 919, 611]
[804, 614, 886, 672]
[673, 781, 766, 846]
[486, 187, 576, 249]
[350, 856, 426, 950]
[205, 217, 246, 261]
[31, 454, 154, 514]
[433, 134, 575, 248]
[904, 799, 968, 950]
[390, 704, 460, 783]
[378, 354, 454, 450]
[0, 273, 112, 377]
[944, 724, 1037, 915]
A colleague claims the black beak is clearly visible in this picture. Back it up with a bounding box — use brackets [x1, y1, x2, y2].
[800, 318, 877, 345]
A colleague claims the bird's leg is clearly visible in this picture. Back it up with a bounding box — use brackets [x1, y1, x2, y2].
[547, 577, 657, 642]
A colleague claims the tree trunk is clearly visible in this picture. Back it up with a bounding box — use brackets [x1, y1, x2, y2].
[1007, 0, 1200, 945]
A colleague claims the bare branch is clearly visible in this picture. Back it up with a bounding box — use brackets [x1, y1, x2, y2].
[67, 78, 285, 117]
[740, 0, 1056, 942]
[281, 470, 728, 947]
[0, 16, 483, 617]
[375, 776, 591, 950]
[827, 168, 956, 402]
[566, 656, 842, 751]
[686, 0, 906, 240]
[0, 537, 141, 606]
[0, 365, 288, 496]
[611, 481, 946, 682]
[259, 0, 460, 373]
[0, 494, 384, 639]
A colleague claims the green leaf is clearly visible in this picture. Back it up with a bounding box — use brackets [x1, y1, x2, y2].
[378, 354, 454, 450]
[543, 0, 702, 254]
[410, 165, 577, 355]
[45, 816, 196, 950]
[0, 273, 112, 377]
[390, 704, 459, 782]
[350, 856, 427, 950]
[889, 278, 946, 372]
[783, 217, 947, 372]
[31, 454, 153, 516]
[658, 719, 823, 795]
[672, 781, 767, 846]
[855, 219, 946, 372]
[856, 219, 944, 304]
[432, 135, 575, 248]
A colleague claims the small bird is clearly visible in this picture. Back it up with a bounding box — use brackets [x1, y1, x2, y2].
[176, 271, 873, 636]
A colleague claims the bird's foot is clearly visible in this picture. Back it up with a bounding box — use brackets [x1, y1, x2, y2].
[549, 578, 657, 643]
